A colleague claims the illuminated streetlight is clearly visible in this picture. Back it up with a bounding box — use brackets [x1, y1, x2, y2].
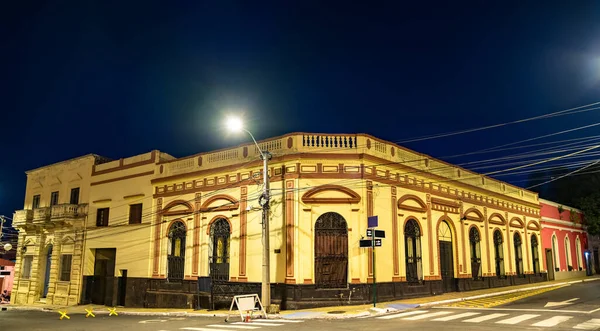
[225, 116, 272, 308]
[3, 243, 11, 251]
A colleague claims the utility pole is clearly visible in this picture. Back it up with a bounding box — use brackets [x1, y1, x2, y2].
[260, 150, 272, 307]
[225, 116, 272, 308]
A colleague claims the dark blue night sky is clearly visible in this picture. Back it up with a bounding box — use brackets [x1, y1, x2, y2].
[1, 1, 600, 219]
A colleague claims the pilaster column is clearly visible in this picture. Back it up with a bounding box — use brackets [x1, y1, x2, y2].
[10, 232, 27, 304]
[70, 230, 85, 304]
[29, 231, 46, 303]
[47, 233, 62, 303]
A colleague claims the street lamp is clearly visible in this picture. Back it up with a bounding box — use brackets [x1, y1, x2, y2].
[225, 116, 272, 307]
[0, 216, 11, 251]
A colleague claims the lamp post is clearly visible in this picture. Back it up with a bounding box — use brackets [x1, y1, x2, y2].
[226, 116, 272, 307]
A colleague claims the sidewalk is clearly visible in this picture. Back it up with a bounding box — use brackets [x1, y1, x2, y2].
[4, 275, 598, 320]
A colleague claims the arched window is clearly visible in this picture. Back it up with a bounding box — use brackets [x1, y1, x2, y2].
[167, 221, 186, 281]
[494, 230, 505, 277]
[576, 237, 583, 271]
[514, 232, 523, 277]
[552, 234, 560, 271]
[405, 219, 422, 283]
[565, 236, 572, 271]
[469, 227, 482, 280]
[531, 234, 540, 274]
[209, 218, 231, 281]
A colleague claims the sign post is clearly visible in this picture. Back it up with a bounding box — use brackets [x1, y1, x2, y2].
[372, 233, 376, 307]
[364, 216, 385, 308]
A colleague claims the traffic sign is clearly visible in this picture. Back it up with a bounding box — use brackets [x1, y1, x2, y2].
[374, 239, 382, 247]
[374, 230, 385, 238]
[360, 239, 373, 248]
[366, 229, 386, 238]
[368, 215, 378, 228]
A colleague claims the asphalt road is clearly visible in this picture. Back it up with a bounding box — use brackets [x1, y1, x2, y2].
[2, 280, 600, 331]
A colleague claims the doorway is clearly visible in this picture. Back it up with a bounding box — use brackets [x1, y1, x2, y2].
[91, 248, 116, 305]
[314, 212, 348, 289]
[438, 221, 456, 292]
[546, 249, 555, 280]
[117, 269, 127, 306]
[42, 245, 53, 298]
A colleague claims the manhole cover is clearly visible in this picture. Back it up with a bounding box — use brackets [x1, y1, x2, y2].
[327, 310, 346, 314]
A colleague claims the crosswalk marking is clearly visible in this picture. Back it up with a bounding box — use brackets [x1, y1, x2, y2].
[463, 313, 508, 323]
[206, 325, 260, 329]
[532, 316, 573, 327]
[232, 322, 283, 327]
[432, 312, 481, 321]
[496, 314, 539, 324]
[377, 310, 429, 320]
[404, 311, 453, 320]
[181, 328, 230, 331]
[265, 320, 303, 323]
[574, 319, 600, 330]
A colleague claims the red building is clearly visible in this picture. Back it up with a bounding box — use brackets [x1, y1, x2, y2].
[540, 199, 589, 280]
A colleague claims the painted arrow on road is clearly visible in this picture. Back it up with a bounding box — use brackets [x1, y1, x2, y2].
[544, 298, 579, 307]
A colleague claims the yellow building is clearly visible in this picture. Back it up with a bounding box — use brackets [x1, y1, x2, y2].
[11, 154, 106, 305]
[81, 150, 172, 307]
[12, 133, 545, 309]
[149, 133, 544, 309]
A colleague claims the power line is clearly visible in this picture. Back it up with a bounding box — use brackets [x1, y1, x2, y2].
[396, 102, 600, 144]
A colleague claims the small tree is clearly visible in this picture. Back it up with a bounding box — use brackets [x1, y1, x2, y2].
[557, 205, 565, 219]
[570, 209, 580, 224]
[578, 194, 600, 236]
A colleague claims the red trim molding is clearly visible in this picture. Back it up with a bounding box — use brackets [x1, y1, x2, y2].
[162, 200, 194, 216]
[286, 180, 295, 279]
[397, 194, 427, 213]
[239, 187, 247, 278]
[301, 185, 361, 204]
[509, 217, 525, 229]
[488, 212, 506, 225]
[527, 220, 541, 231]
[200, 194, 239, 212]
[463, 207, 484, 222]
[193, 193, 201, 275]
[152, 198, 163, 277]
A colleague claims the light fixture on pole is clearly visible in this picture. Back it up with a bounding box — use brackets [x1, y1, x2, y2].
[0, 216, 11, 252]
[226, 116, 272, 307]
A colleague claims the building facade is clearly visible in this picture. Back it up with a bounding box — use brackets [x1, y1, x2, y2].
[11, 155, 103, 305]
[148, 133, 545, 308]
[12, 133, 548, 309]
[539, 199, 589, 280]
[588, 234, 600, 275]
[80, 150, 172, 307]
[0, 258, 15, 297]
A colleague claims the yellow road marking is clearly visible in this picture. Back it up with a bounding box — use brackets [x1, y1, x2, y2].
[444, 286, 564, 308]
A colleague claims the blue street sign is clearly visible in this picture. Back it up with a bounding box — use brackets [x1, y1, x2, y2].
[368, 215, 378, 228]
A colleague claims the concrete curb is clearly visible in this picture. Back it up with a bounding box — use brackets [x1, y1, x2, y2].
[4, 306, 229, 318]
